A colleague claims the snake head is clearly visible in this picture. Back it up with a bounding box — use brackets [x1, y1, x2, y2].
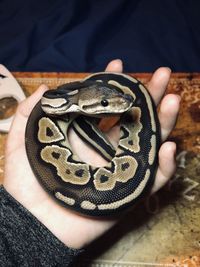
[77, 83, 134, 116]
[41, 81, 134, 116]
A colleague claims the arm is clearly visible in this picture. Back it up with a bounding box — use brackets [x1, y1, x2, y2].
[0, 186, 83, 266]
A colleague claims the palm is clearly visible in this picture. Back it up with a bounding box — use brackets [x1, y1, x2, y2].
[3, 60, 180, 249]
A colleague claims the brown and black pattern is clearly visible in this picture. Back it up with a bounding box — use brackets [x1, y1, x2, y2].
[25, 72, 160, 216]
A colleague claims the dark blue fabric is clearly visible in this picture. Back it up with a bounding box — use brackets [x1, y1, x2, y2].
[0, 0, 200, 72]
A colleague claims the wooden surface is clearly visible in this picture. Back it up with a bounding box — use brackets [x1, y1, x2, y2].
[0, 72, 200, 267]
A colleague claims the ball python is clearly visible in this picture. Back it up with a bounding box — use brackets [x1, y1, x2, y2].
[25, 72, 160, 216]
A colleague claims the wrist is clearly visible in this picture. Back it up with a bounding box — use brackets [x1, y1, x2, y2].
[3, 178, 87, 249]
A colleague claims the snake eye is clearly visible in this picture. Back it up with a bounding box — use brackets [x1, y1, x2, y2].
[101, 99, 109, 107]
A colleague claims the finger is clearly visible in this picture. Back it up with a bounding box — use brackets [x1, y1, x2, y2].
[147, 67, 171, 105]
[16, 84, 49, 118]
[105, 59, 123, 72]
[151, 141, 176, 194]
[159, 94, 181, 141]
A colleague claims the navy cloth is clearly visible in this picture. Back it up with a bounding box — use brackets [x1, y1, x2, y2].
[0, 0, 200, 72]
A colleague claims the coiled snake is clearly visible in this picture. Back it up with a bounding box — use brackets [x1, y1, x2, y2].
[25, 72, 160, 216]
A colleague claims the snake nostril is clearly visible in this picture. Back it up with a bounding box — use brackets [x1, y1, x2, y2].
[124, 94, 134, 103]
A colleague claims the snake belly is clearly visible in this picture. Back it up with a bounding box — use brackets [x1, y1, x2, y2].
[25, 72, 160, 216]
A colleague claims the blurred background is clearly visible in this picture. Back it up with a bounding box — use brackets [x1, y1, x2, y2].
[0, 0, 200, 72]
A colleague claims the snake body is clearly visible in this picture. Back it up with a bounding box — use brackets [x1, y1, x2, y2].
[25, 72, 160, 216]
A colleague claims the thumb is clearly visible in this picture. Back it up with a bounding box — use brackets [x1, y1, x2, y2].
[6, 85, 49, 151]
[16, 84, 49, 119]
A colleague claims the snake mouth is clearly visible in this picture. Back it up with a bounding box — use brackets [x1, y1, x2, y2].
[80, 102, 132, 116]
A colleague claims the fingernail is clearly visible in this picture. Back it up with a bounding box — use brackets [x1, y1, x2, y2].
[175, 94, 182, 103]
[115, 58, 122, 62]
[114, 59, 123, 66]
[165, 67, 172, 73]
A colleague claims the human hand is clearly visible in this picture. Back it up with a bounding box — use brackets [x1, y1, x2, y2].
[3, 60, 180, 249]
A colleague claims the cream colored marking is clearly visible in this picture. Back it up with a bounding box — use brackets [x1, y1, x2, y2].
[55, 192, 75, 206]
[64, 104, 80, 112]
[83, 119, 115, 150]
[93, 156, 138, 191]
[149, 134, 156, 165]
[119, 107, 142, 153]
[83, 72, 138, 84]
[108, 80, 136, 99]
[98, 169, 150, 210]
[114, 156, 138, 183]
[41, 145, 90, 185]
[41, 96, 67, 107]
[44, 104, 79, 115]
[38, 117, 64, 143]
[72, 120, 112, 161]
[81, 200, 96, 210]
[93, 167, 115, 191]
[67, 89, 79, 96]
[139, 84, 156, 132]
[96, 80, 103, 82]
[57, 119, 73, 150]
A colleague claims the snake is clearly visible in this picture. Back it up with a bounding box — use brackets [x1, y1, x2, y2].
[25, 72, 160, 216]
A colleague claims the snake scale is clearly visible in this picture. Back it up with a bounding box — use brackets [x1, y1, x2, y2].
[25, 72, 160, 216]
